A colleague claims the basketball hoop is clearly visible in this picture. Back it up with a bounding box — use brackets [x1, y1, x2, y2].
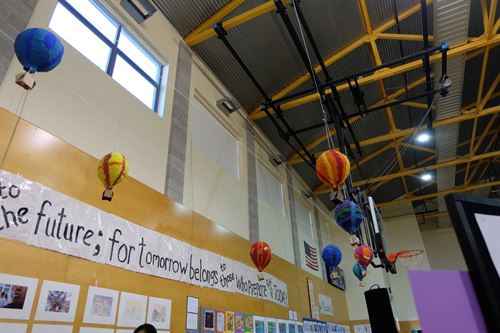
[388, 249, 424, 269]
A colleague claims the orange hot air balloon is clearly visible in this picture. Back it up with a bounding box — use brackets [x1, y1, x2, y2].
[250, 242, 272, 280]
[316, 150, 350, 189]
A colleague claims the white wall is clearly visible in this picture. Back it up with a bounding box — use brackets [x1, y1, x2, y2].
[384, 214, 430, 321]
[0, 0, 179, 193]
[183, 64, 249, 238]
[421, 227, 467, 270]
[255, 143, 294, 263]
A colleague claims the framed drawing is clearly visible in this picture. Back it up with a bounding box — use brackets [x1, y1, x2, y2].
[244, 313, 253, 333]
[147, 297, 172, 330]
[202, 307, 217, 333]
[253, 316, 265, 333]
[116, 292, 147, 327]
[35, 280, 80, 322]
[235, 312, 244, 333]
[0, 273, 38, 320]
[83, 286, 119, 325]
[226, 311, 235, 333]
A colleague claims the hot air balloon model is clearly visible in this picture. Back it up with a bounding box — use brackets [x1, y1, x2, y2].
[352, 262, 367, 287]
[14, 28, 64, 90]
[250, 241, 272, 281]
[334, 200, 365, 245]
[315, 150, 350, 189]
[322, 244, 342, 279]
[97, 152, 129, 201]
[354, 245, 374, 268]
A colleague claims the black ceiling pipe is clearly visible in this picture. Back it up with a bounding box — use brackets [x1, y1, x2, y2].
[213, 23, 317, 168]
[290, 89, 439, 134]
[272, 44, 444, 105]
[292, 0, 363, 155]
[421, 0, 433, 129]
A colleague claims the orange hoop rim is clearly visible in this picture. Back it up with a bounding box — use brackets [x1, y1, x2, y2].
[388, 249, 424, 263]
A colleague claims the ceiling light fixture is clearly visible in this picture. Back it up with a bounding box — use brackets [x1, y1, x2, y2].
[421, 173, 432, 181]
[416, 132, 431, 143]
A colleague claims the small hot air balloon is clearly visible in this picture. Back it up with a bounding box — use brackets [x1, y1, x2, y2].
[250, 241, 272, 280]
[334, 200, 364, 244]
[352, 262, 367, 287]
[97, 152, 129, 201]
[14, 28, 64, 90]
[315, 150, 350, 189]
[354, 245, 374, 268]
[322, 244, 342, 279]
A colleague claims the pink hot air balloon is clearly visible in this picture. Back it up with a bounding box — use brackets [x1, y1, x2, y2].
[354, 245, 374, 268]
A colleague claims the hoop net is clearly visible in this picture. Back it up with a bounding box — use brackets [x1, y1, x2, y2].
[389, 249, 424, 269]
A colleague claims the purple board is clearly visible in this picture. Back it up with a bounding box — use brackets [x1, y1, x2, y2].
[408, 270, 487, 333]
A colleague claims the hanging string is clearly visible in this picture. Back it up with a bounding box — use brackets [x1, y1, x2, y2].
[0, 89, 29, 170]
[291, 0, 336, 151]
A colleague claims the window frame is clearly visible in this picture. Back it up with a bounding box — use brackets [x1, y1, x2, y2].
[55, 0, 163, 112]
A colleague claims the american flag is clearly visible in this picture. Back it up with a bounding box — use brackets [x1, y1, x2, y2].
[304, 241, 319, 271]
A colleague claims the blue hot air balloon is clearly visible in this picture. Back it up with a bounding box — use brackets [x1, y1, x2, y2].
[352, 262, 367, 287]
[322, 244, 342, 278]
[14, 28, 64, 73]
[334, 200, 364, 235]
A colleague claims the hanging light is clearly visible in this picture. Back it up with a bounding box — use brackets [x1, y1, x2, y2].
[416, 132, 431, 143]
[421, 173, 432, 181]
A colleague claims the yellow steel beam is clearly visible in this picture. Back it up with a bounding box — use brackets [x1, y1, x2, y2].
[365, 154, 436, 196]
[344, 130, 496, 197]
[481, 0, 490, 34]
[494, 18, 500, 34]
[466, 126, 499, 185]
[277, 35, 500, 111]
[185, 0, 291, 46]
[377, 180, 500, 208]
[353, 150, 500, 187]
[286, 75, 427, 165]
[249, 1, 431, 119]
[416, 211, 449, 222]
[487, 0, 498, 38]
[184, 0, 246, 42]
[401, 142, 436, 154]
[479, 73, 500, 110]
[375, 33, 434, 42]
[400, 101, 428, 109]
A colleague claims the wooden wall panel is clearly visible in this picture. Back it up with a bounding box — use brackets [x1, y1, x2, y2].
[0, 107, 349, 332]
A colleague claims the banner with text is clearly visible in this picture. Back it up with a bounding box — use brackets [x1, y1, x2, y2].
[0, 170, 288, 307]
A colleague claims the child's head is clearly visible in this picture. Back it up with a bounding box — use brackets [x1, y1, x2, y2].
[134, 323, 157, 333]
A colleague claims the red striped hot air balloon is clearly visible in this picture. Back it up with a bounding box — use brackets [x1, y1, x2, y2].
[315, 150, 350, 189]
[250, 241, 272, 280]
[97, 152, 129, 201]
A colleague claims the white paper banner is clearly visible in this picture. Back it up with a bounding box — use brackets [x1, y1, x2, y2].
[0, 170, 288, 307]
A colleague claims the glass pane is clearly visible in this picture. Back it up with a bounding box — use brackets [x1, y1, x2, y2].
[49, 4, 111, 70]
[118, 30, 160, 80]
[65, 0, 118, 41]
[112, 55, 156, 109]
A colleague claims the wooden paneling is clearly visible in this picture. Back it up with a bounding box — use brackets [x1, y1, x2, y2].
[0, 107, 349, 332]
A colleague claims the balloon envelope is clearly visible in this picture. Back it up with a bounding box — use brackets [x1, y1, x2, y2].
[315, 150, 350, 189]
[334, 200, 364, 235]
[352, 262, 366, 282]
[322, 244, 342, 271]
[250, 241, 272, 272]
[97, 152, 129, 190]
[14, 28, 64, 72]
[354, 245, 374, 268]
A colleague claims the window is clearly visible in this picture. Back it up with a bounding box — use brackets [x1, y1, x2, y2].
[49, 0, 163, 111]
[256, 160, 284, 215]
[295, 200, 314, 239]
[192, 99, 239, 179]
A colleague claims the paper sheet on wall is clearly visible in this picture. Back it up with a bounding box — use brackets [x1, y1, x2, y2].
[474, 213, 500, 277]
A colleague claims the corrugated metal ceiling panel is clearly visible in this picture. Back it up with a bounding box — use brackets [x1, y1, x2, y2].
[153, 0, 229, 36]
[367, 0, 420, 28]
